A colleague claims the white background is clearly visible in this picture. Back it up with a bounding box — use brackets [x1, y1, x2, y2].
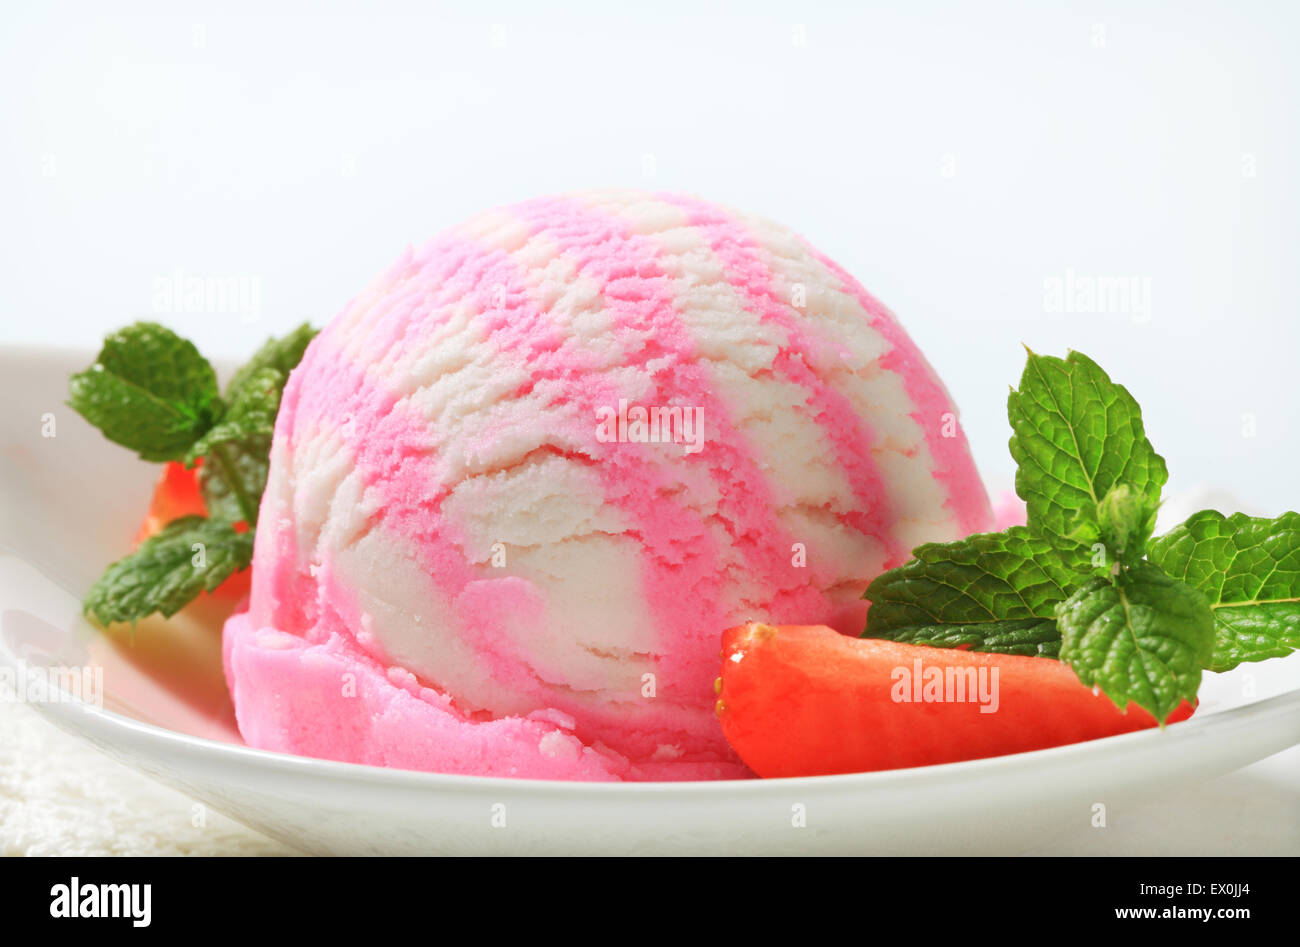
[3, 1, 1297, 508]
[1, 0, 1297, 857]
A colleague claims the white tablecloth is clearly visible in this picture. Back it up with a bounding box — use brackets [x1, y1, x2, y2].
[1, 703, 292, 856]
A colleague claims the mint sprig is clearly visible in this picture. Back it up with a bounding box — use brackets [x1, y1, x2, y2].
[70, 321, 317, 624]
[864, 347, 1297, 723]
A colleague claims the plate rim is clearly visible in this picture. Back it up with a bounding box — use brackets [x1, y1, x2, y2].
[10, 635, 1300, 798]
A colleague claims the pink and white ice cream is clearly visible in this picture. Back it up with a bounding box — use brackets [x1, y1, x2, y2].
[223, 190, 993, 780]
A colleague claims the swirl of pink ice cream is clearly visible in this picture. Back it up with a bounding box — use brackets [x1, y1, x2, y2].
[223, 190, 993, 780]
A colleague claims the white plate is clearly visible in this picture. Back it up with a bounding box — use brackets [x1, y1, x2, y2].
[3, 345, 1299, 856]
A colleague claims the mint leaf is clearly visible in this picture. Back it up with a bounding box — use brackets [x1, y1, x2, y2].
[93, 321, 219, 407]
[1097, 482, 1159, 565]
[83, 516, 253, 625]
[189, 367, 281, 527]
[185, 366, 281, 464]
[192, 326, 316, 526]
[1056, 560, 1214, 722]
[1148, 510, 1300, 671]
[68, 322, 221, 462]
[863, 527, 1094, 657]
[223, 322, 317, 399]
[198, 438, 272, 525]
[1008, 350, 1166, 552]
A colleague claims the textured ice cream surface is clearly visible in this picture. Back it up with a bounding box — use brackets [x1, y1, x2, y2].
[223, 189, 993, 780]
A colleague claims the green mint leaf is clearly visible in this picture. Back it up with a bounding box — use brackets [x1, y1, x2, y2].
[83, 516, 253, 625]
[189, 326, 316, 525]
[67, 321, 221, 462]
[863, 527, 1095, 657]
[223, 322, 317, 400]
[1097, 482, 1159, 565]
[1056, 560, 1214, 723]
[1148, 510, 1300, 671]
[198, 438, 271, 525]
[1007, 350, 1167, 553]
[184, 366, 281, 464]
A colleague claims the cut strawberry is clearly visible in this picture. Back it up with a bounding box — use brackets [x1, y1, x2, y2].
[716, 623, 1195, 777]
[133, 460, 250, 601]
[133, 461, 209, 546]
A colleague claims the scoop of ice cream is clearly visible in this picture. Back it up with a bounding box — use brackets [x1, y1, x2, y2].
[223, 190, 993, 780]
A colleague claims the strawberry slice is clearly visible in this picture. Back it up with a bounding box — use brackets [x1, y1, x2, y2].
[133, 460, 251, 601]
[716, 623, 1195, 777]
[133, 461, 209, 546]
